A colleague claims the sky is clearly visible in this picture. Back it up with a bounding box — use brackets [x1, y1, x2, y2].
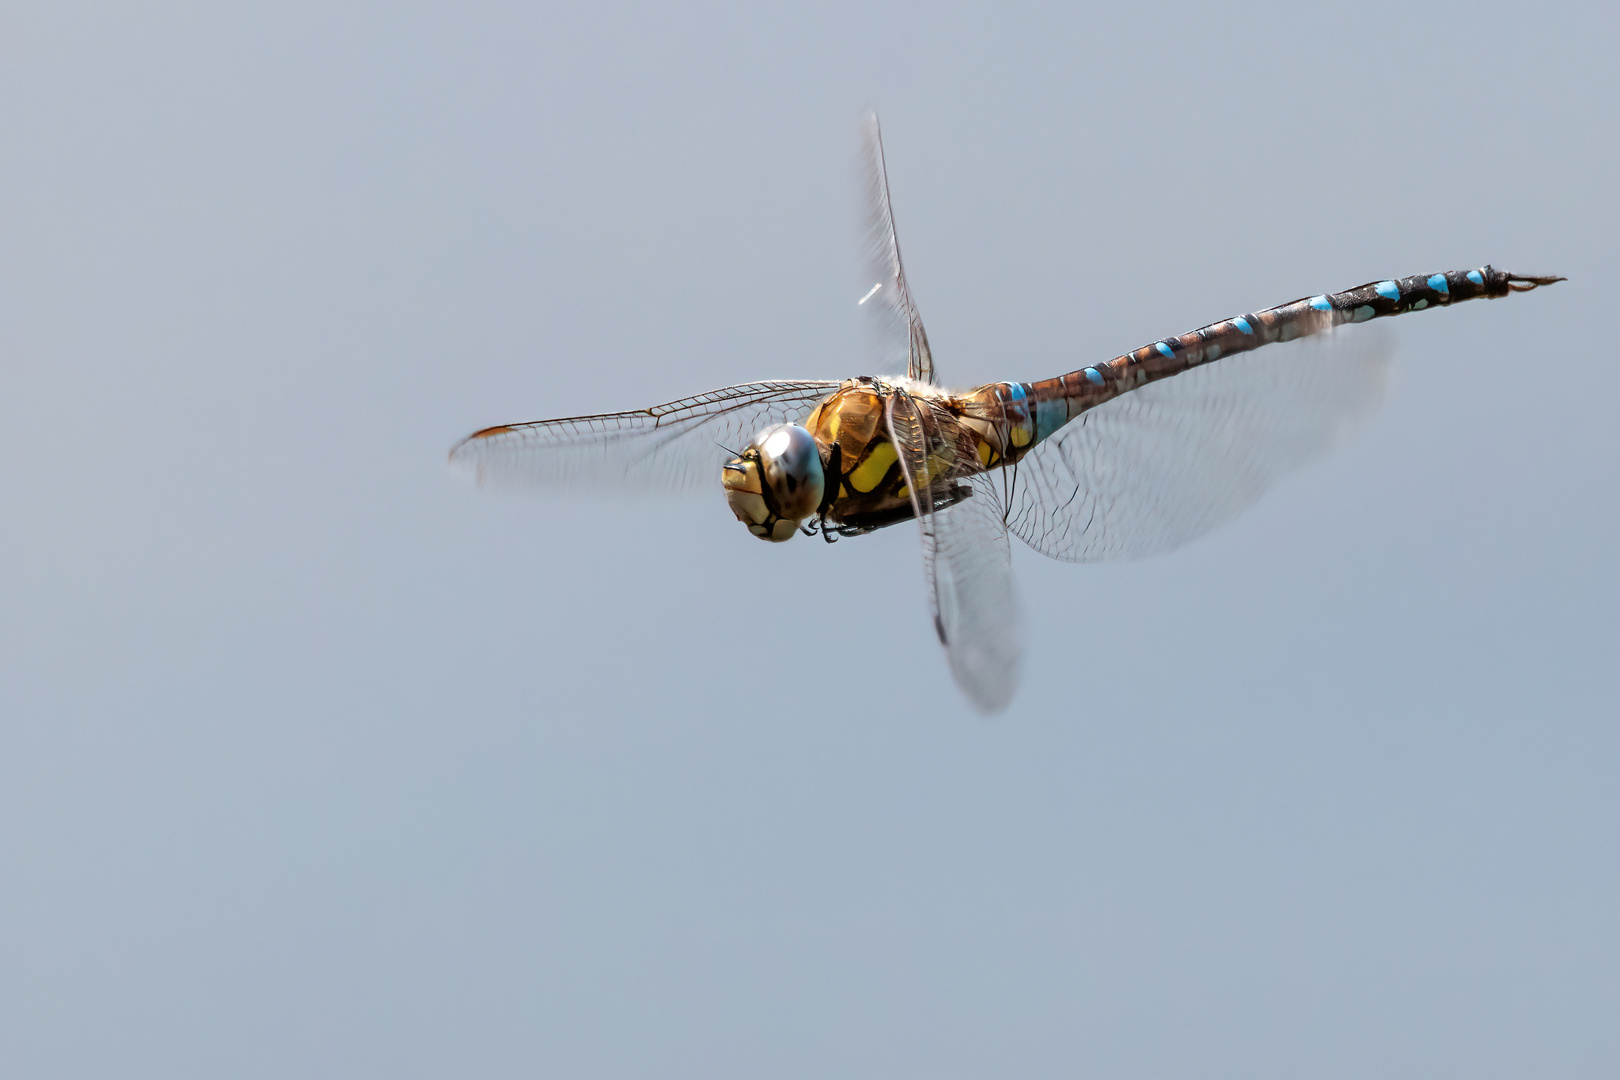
[2, 2, 1616, 1076]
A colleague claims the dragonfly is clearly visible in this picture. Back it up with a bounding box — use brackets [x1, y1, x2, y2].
[450, 115, 1562, 713]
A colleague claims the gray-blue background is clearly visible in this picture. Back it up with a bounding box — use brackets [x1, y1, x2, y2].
[3, 2, 1615, 1076]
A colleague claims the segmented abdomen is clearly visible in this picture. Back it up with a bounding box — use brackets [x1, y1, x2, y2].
[984, 265, 1562, 450]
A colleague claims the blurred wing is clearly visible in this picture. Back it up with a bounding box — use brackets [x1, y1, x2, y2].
[887, 392, 1021, 713]
[861, 112, 935, 384]
[1008, 326, 1391, 561]
[449, 380, 839, 493]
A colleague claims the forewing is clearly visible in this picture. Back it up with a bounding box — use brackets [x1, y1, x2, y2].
[449, 380, 839, 493]
[887, 392, 1021, 713]
[860, 113, 936, 384]
[1008, 326, 1391, 561]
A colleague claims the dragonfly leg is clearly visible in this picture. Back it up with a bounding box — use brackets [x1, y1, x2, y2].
[813, 442, 843, 543]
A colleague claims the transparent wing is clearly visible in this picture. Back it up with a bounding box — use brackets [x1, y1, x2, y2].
[860, 112, 936, 384]
[887, 392, 1021, 713]
[1009, 326, 1392, 561]
[449, 380, 839, 493]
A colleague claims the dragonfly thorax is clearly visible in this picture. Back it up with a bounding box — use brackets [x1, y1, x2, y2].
[722, 423, 826, 542]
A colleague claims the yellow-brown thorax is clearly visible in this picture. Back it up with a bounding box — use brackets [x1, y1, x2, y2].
[803, 378, 1039, 528]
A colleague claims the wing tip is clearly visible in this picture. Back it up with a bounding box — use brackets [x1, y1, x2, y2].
[448, 424, 515, 468]
[959, 672, 1018, 715]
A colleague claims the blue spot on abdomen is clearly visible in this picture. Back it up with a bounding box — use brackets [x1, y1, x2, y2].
[1375, 281, 1400, 300]
[1155, 342, 1175, 360]
[1467, 269, 1485, 286]
[1034, 398, 1066, 442]
[1233, 317, 1254, 335]
[1427, 274, 1450, 295]
[1083, 366, 1105, 386]
[1309, 295, 1331, 311]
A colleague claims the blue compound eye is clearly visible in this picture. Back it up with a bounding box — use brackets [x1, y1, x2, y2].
[722, 424, 825, 542]
[756, 424, 825, 521]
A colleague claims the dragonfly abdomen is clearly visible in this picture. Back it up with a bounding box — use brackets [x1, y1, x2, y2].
[1016, 265, 1563, 446]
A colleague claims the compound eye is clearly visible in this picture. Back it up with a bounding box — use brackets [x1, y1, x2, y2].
[756, 424, 825, 521]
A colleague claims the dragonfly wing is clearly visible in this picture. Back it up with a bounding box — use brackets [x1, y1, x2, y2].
[861, 112, 936, 385]
[449, 380, 840, 493]
[887, 391, 1021, 713]
[1008, 325, 1391, 562]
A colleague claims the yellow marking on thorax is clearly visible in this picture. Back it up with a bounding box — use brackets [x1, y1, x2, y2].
[895, 450, 957, 502]
[814, 404, 840, 446]
[847, 440, 898, 492]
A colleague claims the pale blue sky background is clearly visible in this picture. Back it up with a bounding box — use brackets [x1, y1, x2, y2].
[2, 2, 1616, 1076]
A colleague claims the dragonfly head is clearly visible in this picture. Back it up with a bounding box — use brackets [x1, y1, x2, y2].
[722, 423, 826, 542]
